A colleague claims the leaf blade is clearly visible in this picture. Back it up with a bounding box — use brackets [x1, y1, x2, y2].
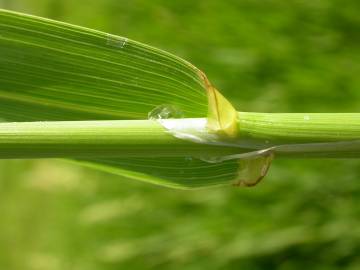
[0, 9, 248, 188]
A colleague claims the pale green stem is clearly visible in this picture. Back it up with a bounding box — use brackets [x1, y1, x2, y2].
[0, 119, 239, 159]
[0, 113, 359, 159]
[237, 112, 360, 158]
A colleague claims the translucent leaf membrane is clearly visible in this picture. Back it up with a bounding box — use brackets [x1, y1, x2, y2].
[0, 9, 273, 189]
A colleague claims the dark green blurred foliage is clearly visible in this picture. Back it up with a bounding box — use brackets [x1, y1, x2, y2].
[1, 0, 360, 269]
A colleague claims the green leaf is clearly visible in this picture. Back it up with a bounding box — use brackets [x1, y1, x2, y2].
[0, 9, 269, 189]
[0, 9, 208, 120]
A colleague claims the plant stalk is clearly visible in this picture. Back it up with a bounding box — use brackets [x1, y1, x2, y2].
[0, 119, 240, 159]
[237, 112, 360, 157]
[0, 113, 359, 159]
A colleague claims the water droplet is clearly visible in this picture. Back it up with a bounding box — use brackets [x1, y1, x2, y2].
[199, 156, 223, 163]
[106, 34, 128, 49]
[303, 115, 310, 121]
[148, 104, 184, 121]
[184, 156, 193, 162]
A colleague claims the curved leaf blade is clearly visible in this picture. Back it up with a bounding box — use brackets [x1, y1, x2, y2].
[0, 9, 253, 189]
[0, 9, 208, 119]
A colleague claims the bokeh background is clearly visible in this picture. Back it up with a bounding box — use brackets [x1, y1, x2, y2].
[1, 0, 360, 269]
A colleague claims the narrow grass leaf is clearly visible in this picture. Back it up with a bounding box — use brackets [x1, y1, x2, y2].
[0, 9, 267, 188]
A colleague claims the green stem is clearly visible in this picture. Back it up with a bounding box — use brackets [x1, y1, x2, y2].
[0, 113, 359, 159]
[0, 119, 239, 159]
[237, 112, 360, 158]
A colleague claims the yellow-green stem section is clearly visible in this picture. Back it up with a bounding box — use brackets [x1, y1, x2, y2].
[0, 119, 240, 159]
[0, 113, 359, 159]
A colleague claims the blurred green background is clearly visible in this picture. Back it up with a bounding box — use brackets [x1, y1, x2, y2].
[1, 0, 360, 269]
